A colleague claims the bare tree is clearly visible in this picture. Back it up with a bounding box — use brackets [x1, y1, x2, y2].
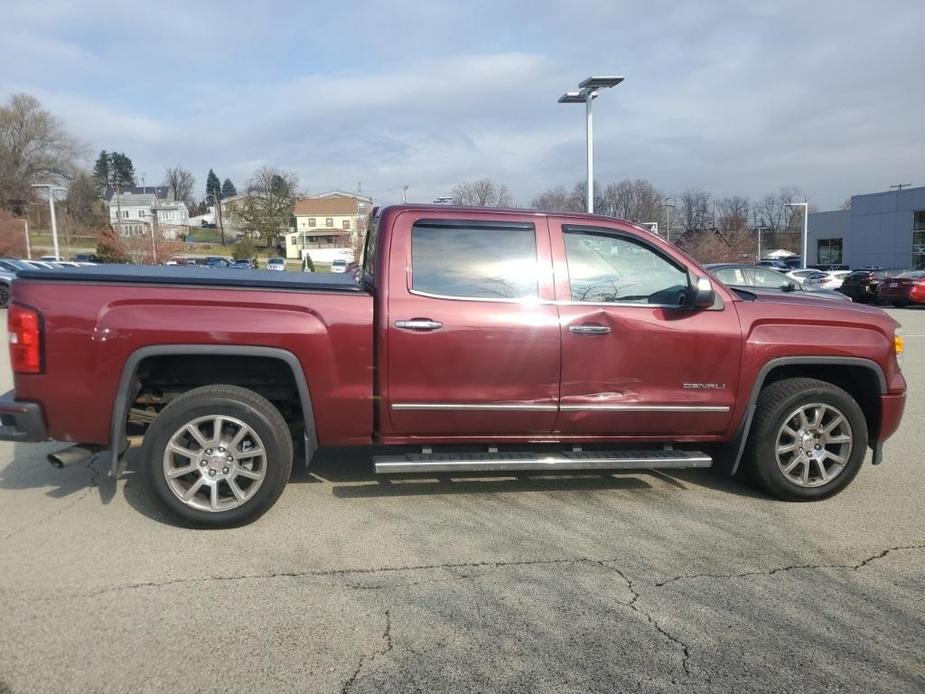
[531, 185, 582, 212]
[451, 179, 513, 207]
[163, 166, 195, 205]
[228, 166, 298, 249]
[600, 179, 665, 223]
[716, 196, 751, 234]
[678, 188, 711, 232]
[0, 93, 83, 212]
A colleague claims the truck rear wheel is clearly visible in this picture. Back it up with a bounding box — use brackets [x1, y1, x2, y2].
[142, 385, 293, 528]
[743, 377, 867, 501]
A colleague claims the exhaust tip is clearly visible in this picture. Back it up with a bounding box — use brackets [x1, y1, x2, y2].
[47, 454, 66, 468]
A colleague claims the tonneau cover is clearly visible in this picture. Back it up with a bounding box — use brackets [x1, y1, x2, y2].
[14, 265, 366, 292]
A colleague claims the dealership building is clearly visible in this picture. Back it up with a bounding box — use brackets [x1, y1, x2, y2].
[807, 185, 925, 269]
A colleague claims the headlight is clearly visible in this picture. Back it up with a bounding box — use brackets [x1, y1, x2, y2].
[895, 328, 905, 366]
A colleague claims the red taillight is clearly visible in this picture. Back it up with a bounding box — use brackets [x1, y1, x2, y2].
[9, 304, 43, 374]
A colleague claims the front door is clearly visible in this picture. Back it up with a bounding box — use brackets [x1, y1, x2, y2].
[384, 212, 560, 436]
[552, 222, 742, 437]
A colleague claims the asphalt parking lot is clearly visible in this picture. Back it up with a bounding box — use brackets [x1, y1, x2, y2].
[0, 309, 922, 693]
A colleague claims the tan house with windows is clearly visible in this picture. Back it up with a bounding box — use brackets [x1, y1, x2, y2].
[285, 192, 373, 260]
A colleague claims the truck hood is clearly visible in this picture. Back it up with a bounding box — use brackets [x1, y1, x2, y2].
[742, 288, 900, 326]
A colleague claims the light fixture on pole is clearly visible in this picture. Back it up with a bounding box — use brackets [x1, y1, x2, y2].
[558, 75, 624, 214]
[660, 198, 675, 242]
[31, 184, 66, 260]
[786, 202, 809, 269]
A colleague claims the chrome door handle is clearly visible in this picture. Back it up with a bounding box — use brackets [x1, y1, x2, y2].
[569, 324, 611, 335]
[394, 319, 443, 331]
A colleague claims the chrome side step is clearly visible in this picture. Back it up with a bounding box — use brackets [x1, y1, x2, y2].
[373, 450, 712, 474]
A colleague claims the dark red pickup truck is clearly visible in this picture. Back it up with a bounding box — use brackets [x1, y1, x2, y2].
[1, 205, 907, 526]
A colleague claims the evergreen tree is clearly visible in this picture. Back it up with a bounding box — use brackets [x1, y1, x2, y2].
[109, 152, 135, 189]
[205, 169, 221, 202]
[93, 151, 110, 195]
[221, 178, 237, 198]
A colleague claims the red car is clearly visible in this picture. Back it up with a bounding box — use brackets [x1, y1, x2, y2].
[876, 270, 925, 307]
[0, 205, 907, 526]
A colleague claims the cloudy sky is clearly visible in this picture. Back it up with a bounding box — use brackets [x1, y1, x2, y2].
[2, 0, 922, 209]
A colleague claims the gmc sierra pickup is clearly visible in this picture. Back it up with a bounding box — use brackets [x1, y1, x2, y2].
[0, 205, 907, 527]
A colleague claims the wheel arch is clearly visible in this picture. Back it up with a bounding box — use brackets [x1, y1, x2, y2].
[728, 356, 886, 475]
[110, 344, 317, 477]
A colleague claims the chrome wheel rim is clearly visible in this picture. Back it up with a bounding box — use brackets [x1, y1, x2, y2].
[163, 415, 267, 512]
[775, 403, 853, 488]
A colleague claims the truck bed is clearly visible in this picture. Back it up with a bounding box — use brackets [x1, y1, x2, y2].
[15, 265, 366, 292]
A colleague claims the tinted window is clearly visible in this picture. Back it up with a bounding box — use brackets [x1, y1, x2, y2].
[712, 267, 749, 286]
[564, 229, 687, 304]
[411, 223, 537, 300]
[899, 271, 925, 279]
[752, 268, 790, 289]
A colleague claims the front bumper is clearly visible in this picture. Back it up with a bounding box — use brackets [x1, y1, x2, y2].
[0, 390, 48, 442]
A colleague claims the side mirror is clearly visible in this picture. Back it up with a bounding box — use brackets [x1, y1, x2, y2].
[693, 276, 715, 308]
[782, 282, 797, 292]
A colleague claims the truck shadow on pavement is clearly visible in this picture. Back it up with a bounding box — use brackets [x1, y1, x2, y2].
[0, 442, 768, 529]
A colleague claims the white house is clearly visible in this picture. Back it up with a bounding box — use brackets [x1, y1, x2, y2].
[284, 192, 373, 260]
[109, 192, 190, 239]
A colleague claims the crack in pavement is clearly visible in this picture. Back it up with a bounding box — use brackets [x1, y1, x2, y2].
[0, 455, 101, 545]
[653, 543, 925, 587]
[13, 543, 923, 604]
[599, 563, 694, 683]
[342, 609, 392, 694]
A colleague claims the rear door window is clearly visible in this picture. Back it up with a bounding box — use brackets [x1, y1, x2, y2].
[410, 222, 538, 300]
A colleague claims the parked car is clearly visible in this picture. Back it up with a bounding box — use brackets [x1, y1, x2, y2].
[756, 259, 791, 271]
[817, 270, 851, 290]
[266, 257, 286, 271]
[0, 258, 32, 273]
[705, 264, 852, 302]
[875, 271, 925, 307]
[204, 256, 232, 269]
[230, 259, 258, 270]
[785, 269, 831, 288]
[837, 269, 906, 303]
[71, 253, 99, 263]
[330, 258, 349, 273]
[0, 268, 15, 307]
[1, 205, 907, 526]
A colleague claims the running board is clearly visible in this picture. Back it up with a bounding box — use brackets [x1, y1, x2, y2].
[373, 450, 712, 474]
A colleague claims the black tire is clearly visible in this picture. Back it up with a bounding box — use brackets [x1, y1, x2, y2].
[0, 283, 9, 308]
[743, 377, 868, 501]
[142, 385, 293, 528]
[892, 300, 909, 308]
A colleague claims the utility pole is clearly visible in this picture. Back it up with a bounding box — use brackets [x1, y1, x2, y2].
[22, 218, 31, 259]
[212, 193, 226, 246]
[30, 184, 63, 259]
[402, 185, 409, 204]
[889, 183, 912, 192]
[150, 206, 159, 264]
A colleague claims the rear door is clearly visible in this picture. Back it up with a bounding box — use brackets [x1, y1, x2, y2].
[383, 212, 560, 436]
[552, 221, 742, 437]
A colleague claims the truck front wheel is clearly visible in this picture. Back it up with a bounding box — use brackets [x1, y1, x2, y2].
[142, 385, 293, 528]
[744, 377, 868, 500]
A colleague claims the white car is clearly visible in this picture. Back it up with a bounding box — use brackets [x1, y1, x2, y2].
[330, 258, 349, 273]
[785, 269, 827, 286]
[266, 257, 286, 272]
[818, 270, 851, 289]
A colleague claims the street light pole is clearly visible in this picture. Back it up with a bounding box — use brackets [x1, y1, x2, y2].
[559, 76, 624, 214]
[585, 94, 594, 213]
[31, 184, 64, 259]
[786, 202, 809, 269]
[661, 198, 675, 242]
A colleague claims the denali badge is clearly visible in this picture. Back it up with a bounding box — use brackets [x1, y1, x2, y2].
[683, 383, 726, 390]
